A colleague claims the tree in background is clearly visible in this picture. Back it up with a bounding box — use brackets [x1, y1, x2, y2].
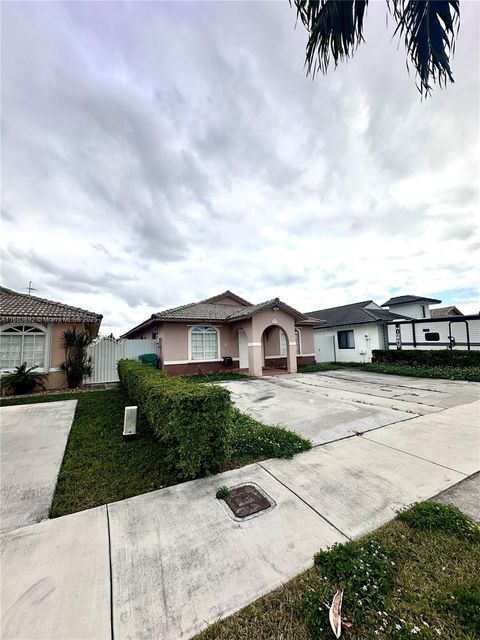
[292, 0, 460, 96]
[60, 328, 93, 389]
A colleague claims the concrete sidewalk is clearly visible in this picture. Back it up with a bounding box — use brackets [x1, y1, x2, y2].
[1, 400, 479, 640]
[0, 401, 77, 532]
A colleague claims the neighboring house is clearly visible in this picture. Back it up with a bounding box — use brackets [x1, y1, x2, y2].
[309, 294, 480, 361]
[0, 286, 102, 390]
[430, 306, 464, 318]
[307, 300, 408, 363]
[121, 291, 317, 376]
[380, 294, 442, 319]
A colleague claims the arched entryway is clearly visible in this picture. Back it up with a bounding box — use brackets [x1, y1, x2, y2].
[260, 324, 294, 375]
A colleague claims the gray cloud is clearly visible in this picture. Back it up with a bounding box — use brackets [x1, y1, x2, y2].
[1, 1, 479, 334]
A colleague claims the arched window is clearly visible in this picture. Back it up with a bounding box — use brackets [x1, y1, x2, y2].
[0, 324, 47, 371]
[190, 326, 219, 360]
[279, 329, 301, 356]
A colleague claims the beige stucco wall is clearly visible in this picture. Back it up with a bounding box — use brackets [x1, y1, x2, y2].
[50, 323, 85, 370]
[298, 326, 314, 355]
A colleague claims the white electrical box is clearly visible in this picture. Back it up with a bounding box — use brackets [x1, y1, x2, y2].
[123, 406, 138, 437]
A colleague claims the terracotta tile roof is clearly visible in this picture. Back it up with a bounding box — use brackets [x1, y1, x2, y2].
[155, 302, 242, 321]
[121, 292, 317, 337]
[0, 286, 103, 325]
[226, 298, 318, 324]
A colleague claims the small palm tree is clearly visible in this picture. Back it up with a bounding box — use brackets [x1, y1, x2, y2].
[60, 328, 93, 389]
[1, 363, 47, 395]
[292, 0, 460, 96]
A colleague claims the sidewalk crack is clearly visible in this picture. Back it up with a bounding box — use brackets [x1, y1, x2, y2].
[362, 436, 469, 476]
[257, 462, 351, 541]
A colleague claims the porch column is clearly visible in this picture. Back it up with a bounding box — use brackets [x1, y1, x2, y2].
[287, 341, 297, 374]
[248, 343, 263, 377]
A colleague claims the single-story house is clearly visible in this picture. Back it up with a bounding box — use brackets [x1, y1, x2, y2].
[0, 286, 102, 390]
[121, 290, 317, 376]
[307, 300, 409, 363]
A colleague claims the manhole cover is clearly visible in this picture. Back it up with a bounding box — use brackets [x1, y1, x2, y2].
[224, 484, 272, 518]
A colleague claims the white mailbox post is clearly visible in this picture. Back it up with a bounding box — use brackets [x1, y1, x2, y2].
[123, 406, 138, 437]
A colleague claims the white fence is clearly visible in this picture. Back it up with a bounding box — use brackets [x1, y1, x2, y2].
[86, 337, 159, 384]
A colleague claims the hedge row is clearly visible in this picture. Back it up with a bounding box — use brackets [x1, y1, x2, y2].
[118, 360, 233, 479]
[372, 349, 480, 367]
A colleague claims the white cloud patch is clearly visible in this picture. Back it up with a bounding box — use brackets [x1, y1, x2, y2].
[1, 1, 479, 334]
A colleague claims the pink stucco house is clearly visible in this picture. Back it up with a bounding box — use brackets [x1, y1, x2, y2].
[121, 291, 319, 376]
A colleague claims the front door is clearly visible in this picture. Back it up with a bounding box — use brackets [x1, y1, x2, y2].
[238, 329, 248, 368]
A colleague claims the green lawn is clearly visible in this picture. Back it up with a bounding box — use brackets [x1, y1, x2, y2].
[196, 502, 480, 640]
[298, 362, 480, 382]
[0, 387, 309, 517]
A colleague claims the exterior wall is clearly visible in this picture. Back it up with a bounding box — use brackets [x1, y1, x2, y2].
[163, 361, 235, 376]
[386, 302, 430, 319]
[314, 323, 384, 363]
[299, 327, 315, 356]
[1, 320, 90, 393]
[159, 322, 240, 366]
[387, 317, 480, 350]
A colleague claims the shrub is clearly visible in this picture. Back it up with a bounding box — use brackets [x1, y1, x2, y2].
[118, 360, 233, 479]
[363, 363, 480, 382]
[372, 349, 480, 367]
[397, 502, 480, 542]
[231, 409, 311, 459]
[0, 363, 47, 395]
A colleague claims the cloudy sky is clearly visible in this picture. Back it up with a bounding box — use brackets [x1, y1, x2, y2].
[2, 1, 479, 335]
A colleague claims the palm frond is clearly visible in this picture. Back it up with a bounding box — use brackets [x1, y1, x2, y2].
[389, 0, 460, 95]
[292, 0, 369, 76]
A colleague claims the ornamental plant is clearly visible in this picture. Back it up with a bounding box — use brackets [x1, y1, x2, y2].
[0, 362, 47, 395]
[60, 328, 93, 389]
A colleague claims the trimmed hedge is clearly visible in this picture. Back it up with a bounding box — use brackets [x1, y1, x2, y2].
[372, 349, 480, 367]
[118, 361, 233, 479]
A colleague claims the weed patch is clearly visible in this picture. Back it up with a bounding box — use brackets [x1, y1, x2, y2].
[398, 502, 480, 542]
[231, 409, 311, 459]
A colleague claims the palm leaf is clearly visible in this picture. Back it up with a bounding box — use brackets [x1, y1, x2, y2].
[292, 0, 369, 75]
[291, 0, 460, 95]
[389, 0, 460, 95]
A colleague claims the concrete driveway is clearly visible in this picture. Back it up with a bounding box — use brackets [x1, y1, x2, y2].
[217, 370, 479, 444]
[0, 401, 76, 532]
[2, 396, 479, 640]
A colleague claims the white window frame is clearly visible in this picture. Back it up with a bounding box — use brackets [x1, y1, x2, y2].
[188, 325, 221, 362]
[0, 323, 50, 373]
[280, 329, 301, 356]
[295, 328, 302, 355]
